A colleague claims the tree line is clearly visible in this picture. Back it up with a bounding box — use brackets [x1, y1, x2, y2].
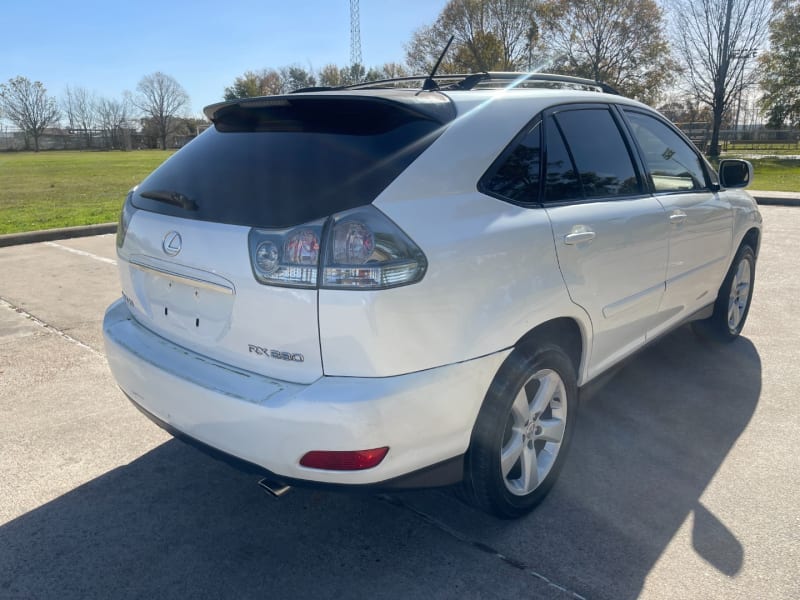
[0, 72, 194, 152]
[2, 0, 798, 158]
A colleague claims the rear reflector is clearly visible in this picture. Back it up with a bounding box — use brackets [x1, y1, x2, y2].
[299, 447, 389, 471]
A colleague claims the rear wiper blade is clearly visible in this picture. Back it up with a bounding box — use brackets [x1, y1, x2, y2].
[139, 190, 198, 211]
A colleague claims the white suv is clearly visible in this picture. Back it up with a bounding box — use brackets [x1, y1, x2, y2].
[104, 73, 761, 518]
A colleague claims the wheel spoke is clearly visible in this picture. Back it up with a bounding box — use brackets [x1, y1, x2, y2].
[536, 417, 565, 443]
[728, 294, 742, 328]
[518, 445, 539, 492]
[530, 371, 559, 415]
[501, 433, 524, 477]
[736, 261, 746, 282]
[500, 365, 569, 498]
[738, 283, 749, 303]
[510, 388, 530, 425]
[727, 258, 752, 331]
[537, 445, 556, 478]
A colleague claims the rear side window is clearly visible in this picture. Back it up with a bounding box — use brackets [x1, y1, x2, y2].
[548, 108, 641, 201]
[132, 98, 447, 229]
[624, 110, 708, 193]
[483, 122, 542, 203]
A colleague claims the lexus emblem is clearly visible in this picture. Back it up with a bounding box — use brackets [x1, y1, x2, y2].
[162, 231, 182, 256]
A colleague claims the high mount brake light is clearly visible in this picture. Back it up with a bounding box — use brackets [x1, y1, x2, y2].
[248, 206, 427, 290]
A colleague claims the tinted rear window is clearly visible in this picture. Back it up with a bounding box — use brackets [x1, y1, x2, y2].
[132, 99, 446, 228]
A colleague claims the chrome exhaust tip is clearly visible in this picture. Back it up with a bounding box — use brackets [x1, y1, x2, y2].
[258, 477, 291, 498]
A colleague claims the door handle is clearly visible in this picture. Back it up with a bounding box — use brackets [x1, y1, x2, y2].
[670, 210, 687, 225]
[564, 231, 596, 245]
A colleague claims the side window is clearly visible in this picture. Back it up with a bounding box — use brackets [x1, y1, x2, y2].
[483, 122, 541, 204]
[549, 108, 641, 201]
[624, 110, 708, 193]
[544, 117, 581, 202]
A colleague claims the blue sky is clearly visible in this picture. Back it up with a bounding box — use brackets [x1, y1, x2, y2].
[1, 0, 447, 117]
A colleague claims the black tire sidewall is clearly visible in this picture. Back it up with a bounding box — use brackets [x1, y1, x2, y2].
[716, 245, 756, 339]
[465, 345, 578, 519]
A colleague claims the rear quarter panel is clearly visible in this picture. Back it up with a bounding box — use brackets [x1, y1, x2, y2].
[319, 94, 593, 380]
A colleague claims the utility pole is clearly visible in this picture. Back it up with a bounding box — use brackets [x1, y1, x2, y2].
[350, 0, 362, 68]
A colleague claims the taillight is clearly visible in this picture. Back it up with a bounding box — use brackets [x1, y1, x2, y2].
[248, 221, 324, 288]
[115, 191, 137, 249]
[248, 206, 427, 290]
[321, 206, 427, 289]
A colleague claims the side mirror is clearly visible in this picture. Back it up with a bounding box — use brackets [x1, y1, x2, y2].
[718, 159, 753, 189]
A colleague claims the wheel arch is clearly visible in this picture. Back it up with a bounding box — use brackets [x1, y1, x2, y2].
[464, 317, 584, 517]
[514, 317, 585, 381]
[741, 227, 760, 258]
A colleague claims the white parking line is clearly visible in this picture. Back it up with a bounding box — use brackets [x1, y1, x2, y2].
[44, 241, 117, 266]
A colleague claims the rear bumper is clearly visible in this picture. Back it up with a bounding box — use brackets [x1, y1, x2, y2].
[103, 299, 510, 486]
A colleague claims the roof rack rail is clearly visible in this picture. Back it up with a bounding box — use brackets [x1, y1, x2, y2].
[341, 74, 471, 90]
[340, 72, 619, 95]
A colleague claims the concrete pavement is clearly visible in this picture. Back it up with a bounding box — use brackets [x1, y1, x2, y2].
[1, 208, 799, 599]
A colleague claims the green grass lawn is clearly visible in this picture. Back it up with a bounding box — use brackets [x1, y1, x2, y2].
[0, 150, 174, 235]
[0, 148, 797, 236]
[739, 157, 800, 192]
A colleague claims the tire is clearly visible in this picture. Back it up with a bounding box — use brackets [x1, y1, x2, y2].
[692, 244, 755, 342]
[463, 344, 578, 519]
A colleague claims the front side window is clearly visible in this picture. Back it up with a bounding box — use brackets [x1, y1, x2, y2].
[624, 110, 708, 193]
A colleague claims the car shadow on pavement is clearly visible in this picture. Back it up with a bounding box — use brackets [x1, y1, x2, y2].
[396, 326, 762, 599]
[0, 327, 760, 600]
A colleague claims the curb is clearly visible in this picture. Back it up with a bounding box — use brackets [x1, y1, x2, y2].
[0, 223, 117, 248]
[752, 195, 800, 207]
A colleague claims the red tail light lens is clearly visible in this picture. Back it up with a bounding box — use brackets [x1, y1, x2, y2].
[299, 447, 389, 471]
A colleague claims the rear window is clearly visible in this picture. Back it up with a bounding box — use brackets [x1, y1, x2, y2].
[132, 98, 447, 229]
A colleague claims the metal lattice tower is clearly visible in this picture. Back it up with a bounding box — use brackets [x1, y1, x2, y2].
[350, 0, 362, 67]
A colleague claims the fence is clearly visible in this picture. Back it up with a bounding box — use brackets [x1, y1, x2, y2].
[675, 124, 799, 154]
[0, 128, 200, 152]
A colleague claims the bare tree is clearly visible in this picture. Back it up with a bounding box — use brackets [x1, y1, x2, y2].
[97, 94, 131, 150]
[62, 86, 96, 130]
[540, 0, 676, 104]
[672, 0, 772, 157]
[62, 86, 99, 146]
[134, 72, 189, 150]
[0, 76, 60, 151]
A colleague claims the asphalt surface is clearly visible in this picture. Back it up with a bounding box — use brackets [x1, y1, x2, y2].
[1, 208, 798, 600]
